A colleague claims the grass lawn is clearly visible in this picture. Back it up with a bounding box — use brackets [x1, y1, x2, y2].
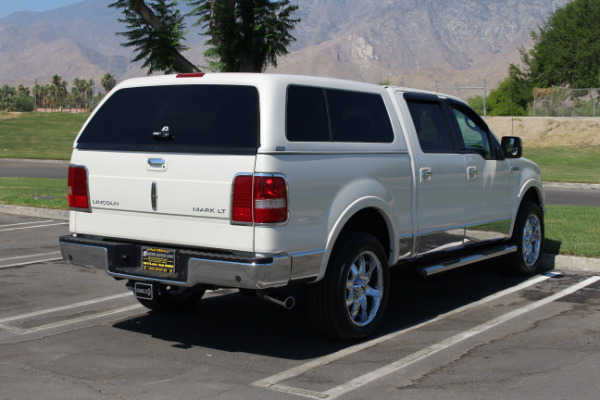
[0, 112, 88, 160]
[0, 177, 67, 209]
[544, 205, 600, 258]
[525, 147, 600, 183]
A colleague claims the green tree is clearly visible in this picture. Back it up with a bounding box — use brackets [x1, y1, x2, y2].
[189, 0, 300, 72]
[514, 0, 600, 88]
[14, 96, 34, 112]
[51, 75, 68, 110]
[467, 95, 486, 115]
[109, 0, 199, 74]
[0, 85, 16, 111]
[72, 78, 83, 109]
[47, 85, 57, 110]
[101, 73, 117, 93]
[485, 68, 531, 116]
[17, 85, 30, 98]
[109, 0, 299, 74]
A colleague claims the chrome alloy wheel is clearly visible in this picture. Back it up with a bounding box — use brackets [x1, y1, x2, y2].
[522, 213, 542, 267]
[345, 250, 384, 327]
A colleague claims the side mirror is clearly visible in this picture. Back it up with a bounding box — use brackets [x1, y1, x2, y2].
[501, 136, 522, 159]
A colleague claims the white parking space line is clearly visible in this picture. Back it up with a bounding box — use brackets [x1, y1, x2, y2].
[0, 222, 68, 232]
[319, 276, 600, 400]
[0, 220, 55, 228]
[0, 304, 144, 335]
[0, 292, 143, 335]
[254, 273, 556, 393]
[0, 257, 64, 269]
[0, 251, 62, 262]
[0, 292, 132, 324]
[255, 273, 600, 399]
[0, 289, 236, 336]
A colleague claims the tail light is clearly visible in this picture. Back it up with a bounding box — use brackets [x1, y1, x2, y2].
[232, 174, 288, 225]
[68, 165, 90, 211]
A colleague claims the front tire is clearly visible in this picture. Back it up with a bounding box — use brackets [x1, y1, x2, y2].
[507, 201, 544, 275]
[308, 232, 389, 341]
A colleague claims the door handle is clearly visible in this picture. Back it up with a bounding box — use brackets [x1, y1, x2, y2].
[467, 166, 478, 180]
[147, 158, 167, 169]
[420, 168, 433, 183]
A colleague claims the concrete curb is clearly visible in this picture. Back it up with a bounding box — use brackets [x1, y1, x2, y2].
[1, 205, 599, 274]
[543, 182, 600, 190]
[0, 204, 69, 220]
[0, 158, 69, 164]
[541, 254, 600, 274]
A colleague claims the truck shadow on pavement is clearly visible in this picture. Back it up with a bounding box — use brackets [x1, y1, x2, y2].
[113, 260, 555, 360]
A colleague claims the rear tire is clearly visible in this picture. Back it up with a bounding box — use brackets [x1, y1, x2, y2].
[506, 201, 544, 275]
[307, 232, 389, 341]
[135, 284, 205, 313]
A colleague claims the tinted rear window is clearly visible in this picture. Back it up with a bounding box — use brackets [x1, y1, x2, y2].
[286, 85, 394, 143]
[77, 85, 259, 154]
[286, 86, 330, 141]
[404, 98, 454, 153]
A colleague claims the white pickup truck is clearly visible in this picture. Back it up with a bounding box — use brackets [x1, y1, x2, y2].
[60, 73, 544, 341]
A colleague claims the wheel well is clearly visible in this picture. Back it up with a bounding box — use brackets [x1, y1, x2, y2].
[340, 208, 391, 257]
[522, 187, 542, 208]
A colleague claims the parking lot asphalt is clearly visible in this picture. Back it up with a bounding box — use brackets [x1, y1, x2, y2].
[1, 213, 599, 400]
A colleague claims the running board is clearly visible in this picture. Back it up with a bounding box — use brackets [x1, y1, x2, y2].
[418, 245, 517, 277]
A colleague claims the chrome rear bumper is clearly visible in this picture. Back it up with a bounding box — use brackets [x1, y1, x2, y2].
[59, 235, 291, 289]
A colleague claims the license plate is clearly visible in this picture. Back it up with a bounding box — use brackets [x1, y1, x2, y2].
[141, 246, 175, 276]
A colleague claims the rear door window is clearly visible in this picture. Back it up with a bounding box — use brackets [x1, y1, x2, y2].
[77, 85, 259, 154]
[404, 94, 455, 153]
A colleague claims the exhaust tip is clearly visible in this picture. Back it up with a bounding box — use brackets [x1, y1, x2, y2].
[258, 291, 296, 310]
[282, 296, 295, 310]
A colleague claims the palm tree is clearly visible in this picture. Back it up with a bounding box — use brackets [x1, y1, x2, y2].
[47, 85, 57, 111]
[51, 75, 68, 110]
[85, 80, 94, 109]
[101, 73, 117, 93]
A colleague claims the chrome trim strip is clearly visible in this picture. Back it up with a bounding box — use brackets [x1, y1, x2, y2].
[415, 217, 512, 237]
[151, 181, 157, 211]
[259, 151, 410, 155]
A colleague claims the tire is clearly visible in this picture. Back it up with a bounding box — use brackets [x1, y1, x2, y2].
[307, 232, 389, 341]
[506, 201, 544, 275]
[135, 284, 205, 313]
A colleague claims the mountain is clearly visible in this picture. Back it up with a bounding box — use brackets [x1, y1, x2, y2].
[0, 0, 568, 93]
[269, 0, 569, 90]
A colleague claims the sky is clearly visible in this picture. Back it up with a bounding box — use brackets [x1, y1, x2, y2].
[0, 0, 84, 19]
